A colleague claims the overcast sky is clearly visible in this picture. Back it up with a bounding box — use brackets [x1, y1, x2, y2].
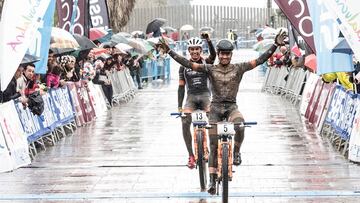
[191, 0, 278, 8]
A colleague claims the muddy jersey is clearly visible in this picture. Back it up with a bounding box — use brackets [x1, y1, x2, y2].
[202, 63, 252, 103]
[179, 58, 210, 95]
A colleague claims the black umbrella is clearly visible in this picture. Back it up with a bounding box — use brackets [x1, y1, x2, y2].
[73, 34, 97, 50]
[21, 54, 40, 65]
[50, 47, 76, 56]
[146, 18, 166, 37]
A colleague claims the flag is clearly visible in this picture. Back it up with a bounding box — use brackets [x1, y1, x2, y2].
[27, 0, 56, 74]
[274, 0, 316, 54]
[89, 0, 110, 30]
[0, 0, 51, 91]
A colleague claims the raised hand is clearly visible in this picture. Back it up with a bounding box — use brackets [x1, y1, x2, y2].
[201, 33, 210, 40]
[274, 29, 287, 46]
[159, 37, 170, 53]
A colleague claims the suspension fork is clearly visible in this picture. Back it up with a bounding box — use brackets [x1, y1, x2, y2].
[217, 136, 233, 180]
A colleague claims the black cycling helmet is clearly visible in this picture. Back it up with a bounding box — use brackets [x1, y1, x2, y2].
[216, 39, 234, 52]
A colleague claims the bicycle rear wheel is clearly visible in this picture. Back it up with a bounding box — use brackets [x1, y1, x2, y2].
[196, 130, 207, 191]
[222, 143, 229, 203]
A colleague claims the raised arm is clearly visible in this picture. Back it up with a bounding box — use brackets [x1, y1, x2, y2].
[201, 33, 216, 64]
[249, 30, 287, 68]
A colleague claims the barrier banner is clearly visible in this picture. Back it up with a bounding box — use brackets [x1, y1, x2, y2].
[14, 101, 41, 139]
[349, 95, 360, 162]
[316, 84, 336, 133]
[338, 92, 357, 140]
[67, 83, 85, 126]
[0, 101, 31, 169]
[87, 82, 107, 117]
[39, 93, 58, 130]
[305, 79, 323, 119]
[310, 83, 334, 125]
[0, 122, 13, 173]
[325, 86, 347, 131]
[300, 72, 319, 115]
[49, 87, 74, 124]
[76, 81, 96, 123]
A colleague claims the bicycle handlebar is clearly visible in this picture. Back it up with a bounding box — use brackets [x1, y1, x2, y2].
[170, 112, 182, 116]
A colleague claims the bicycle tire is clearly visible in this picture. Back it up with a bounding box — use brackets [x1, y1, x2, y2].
[222, 143, 229, 203]
[196, 130, 207, 191]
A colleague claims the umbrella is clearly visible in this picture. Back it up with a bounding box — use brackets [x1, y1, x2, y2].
[332, 38, 353, 54]
[73, 34, 97, 50]
[131, 30, 144, 37]
[92, 48, 110, 58]
[99, 41, 117, 48]
[50, 47, 76, 56]
[200, 26, 214, 33]
[252, 39, 274, 52]
[180, 24, 194, 31]
[111, 32, 131, 44]
[21, 54, 40, 65]
[146, 18, 167, 35]
[127, 38, 153, 54]
[304, 54, 317, 72]
[260, 27, 277, 39]
[162, 26, 176, 33]
[89, 28, 108, 41]
[250, 28, 263, 34]
[50, 27, 80, 49]
[115, 43, 133, 53]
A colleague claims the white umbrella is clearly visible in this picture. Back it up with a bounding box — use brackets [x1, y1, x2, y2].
[115, 43, 133, 54]
[180, 24, 194, 31]
[50, 27, 80, 49]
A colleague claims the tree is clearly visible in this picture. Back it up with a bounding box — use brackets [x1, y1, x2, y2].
[107, 0, 137, 32]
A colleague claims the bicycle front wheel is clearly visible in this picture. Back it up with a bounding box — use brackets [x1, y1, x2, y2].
[222, 143, 229, 203]
[196, 130, 207, 191]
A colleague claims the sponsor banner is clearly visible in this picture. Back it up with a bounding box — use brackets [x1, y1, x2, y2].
[87, 82, 108, 117]
[274, 0, 316, 53]
[76, 81, 96, 123]
[0, 121, 13, 173]
[323, 0, 360, 60]
[310, 83, 334, 126]
[38, 93, 58, 130]
[305, 79, 324, 119]
[89, 0, 110, 30]
[56, 0, 74, 31]
[67, 82, 85, 126]
[325, 85, 347, 130]
[27, 0, 56, 74]
[338, 92, 357, 140]
[0, 101, 31, 169]
[349, 95, 360, 162]
[0, 0, 51, 90]
[316, 84, 336, 133]
[14, 101, 41, 138]
[300, 72, 320, 115]
[49, 87, 74, 124]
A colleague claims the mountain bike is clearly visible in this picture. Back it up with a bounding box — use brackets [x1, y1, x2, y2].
[207, 121, 257, 203]
[171, 110, 209, 191]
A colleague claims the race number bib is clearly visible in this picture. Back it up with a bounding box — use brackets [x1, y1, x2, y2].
[217, 123, 235, 135]
[191, 110, 207, 122]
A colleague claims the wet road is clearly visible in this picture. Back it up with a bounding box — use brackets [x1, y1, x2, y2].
[1, 50, 360, 202]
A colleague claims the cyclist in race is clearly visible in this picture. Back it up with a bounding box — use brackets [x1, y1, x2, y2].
[160, 30, 286, 194]
[179, 33, 216, 169]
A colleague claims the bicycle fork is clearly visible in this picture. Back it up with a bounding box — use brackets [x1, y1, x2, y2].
[217, 139, 233, 181]
[193, 128, 209, 162]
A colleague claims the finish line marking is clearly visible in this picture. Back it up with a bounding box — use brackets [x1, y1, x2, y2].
[1, 191, 360, 200]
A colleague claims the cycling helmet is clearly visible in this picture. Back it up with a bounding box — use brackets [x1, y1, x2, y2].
[187, 37, 203, 48]
[216, 39, 234, 52]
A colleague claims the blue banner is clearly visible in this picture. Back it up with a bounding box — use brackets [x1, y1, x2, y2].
[27, 0, 56, 74]
[307, 0, 354, 75]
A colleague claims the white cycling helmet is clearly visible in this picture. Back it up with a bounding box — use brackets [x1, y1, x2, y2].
[187, 37, 203, 48]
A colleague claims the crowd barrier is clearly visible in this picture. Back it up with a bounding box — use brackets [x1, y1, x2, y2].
[0, 68, 136, 173]
[141, 57, 171, 83]
[263, 65, 360, 162]
[110, 68, 137, 104]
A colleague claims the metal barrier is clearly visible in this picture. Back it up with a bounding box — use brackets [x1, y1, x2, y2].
[110, 69, 136, 104]
[141, 57, 171, 83]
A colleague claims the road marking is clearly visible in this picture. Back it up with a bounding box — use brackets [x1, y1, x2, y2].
[1, 191, 360, 200]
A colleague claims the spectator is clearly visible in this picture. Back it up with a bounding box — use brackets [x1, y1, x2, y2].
[0, 66, 23, 103]
[16, 63, 38, 106]
[93, 58, 113, 107]
[128, 55, 143, 89]
[46, 64, 62, 88]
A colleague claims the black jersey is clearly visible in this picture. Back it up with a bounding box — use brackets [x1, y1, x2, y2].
[179, 58, 210, 95]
